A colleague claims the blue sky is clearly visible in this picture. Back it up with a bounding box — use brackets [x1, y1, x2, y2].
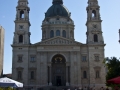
[0, 0, 120, 74]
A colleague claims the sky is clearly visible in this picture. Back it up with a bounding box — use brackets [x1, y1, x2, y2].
[0, 0, 120, 74]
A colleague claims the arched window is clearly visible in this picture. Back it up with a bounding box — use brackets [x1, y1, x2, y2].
[20, 10, 24, 18]
[18, 71, 22, 80]
[70, 31, 73, 38]
[62, 30, 66, 38]
[96, 71, 100, 78]
[43, 31, 46, 39]
[94, 34, 98, 42]
[50, 30, 54, 38]
[56, 30, 60, 36]
[31, 71, 34, 79]
[92, 10, 96, 18]
[19, 35, 23, 43]
[57, 8, 60, 14]
[83, 71, 87, 78]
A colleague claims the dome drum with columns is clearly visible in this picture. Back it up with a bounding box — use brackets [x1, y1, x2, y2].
[12, 0, 106, 89]
[42, 0, 74, 41]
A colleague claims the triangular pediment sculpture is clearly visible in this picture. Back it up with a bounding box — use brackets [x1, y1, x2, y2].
[35, 37, 82, 45]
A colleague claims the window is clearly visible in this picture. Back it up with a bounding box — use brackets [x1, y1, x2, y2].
[95, 55, 99, 61]
[83, 71, 87, 78]
[19, 35, 23, 43]
[56, 18, 59, 20]
[18, 71, 22, 80]
[57, 8, 60, 14]
[82, 56, 87, 62]
[70, 31, 73, 38]
[56, 30, 60, 36]
[30, 56, 35, 62]
[92, 10, 96, 18]
[94, 34, 98, 42]
[43, 31, 46, 39]
[96, 71, 100, 78]
[18, 56, 23, 62]
[50, 30, 54, 38]
[20, 10, 24, 18]
[19, 25, 24, 30]
[30, 71, 34, 79]
[62, 30, 66, 38]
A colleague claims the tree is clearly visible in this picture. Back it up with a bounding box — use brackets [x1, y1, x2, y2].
[104, 57, 120, 86]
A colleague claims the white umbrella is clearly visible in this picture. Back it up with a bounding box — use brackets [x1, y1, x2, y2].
[0, 77, 23, 87]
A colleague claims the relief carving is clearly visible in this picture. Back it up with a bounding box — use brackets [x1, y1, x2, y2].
[44, 38, 73, 45]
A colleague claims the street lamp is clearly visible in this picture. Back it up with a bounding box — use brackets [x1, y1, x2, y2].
[119, 29, 120, 43]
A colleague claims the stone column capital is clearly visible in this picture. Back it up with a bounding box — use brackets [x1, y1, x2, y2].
[48, 62, 52, 67]
[66, 62, 70, 66]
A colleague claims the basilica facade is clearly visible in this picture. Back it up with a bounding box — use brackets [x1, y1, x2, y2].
[12, 0, 106, 89]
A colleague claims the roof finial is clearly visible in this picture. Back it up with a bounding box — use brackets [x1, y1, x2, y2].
[52, 0, 63, 4]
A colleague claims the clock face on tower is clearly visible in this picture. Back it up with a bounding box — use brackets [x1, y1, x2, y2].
[92, 24, 97, 29]
[19, 25, 24, 30]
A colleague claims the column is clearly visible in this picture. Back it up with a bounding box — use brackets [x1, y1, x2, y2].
[18, 10, 20, 20]
[66, 66, 69, 86]
[49, 66, 52, 86]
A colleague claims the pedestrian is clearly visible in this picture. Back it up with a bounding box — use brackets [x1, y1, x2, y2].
[83, 86, 87, 90]
[106, 88, 109, 90]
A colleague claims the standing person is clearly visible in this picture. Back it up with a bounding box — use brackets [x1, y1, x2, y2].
[79, 87, 82, 90]
[90, 88, 93, 90]
[106, 88, 109, 90]
[100, 87, 104, 90]
[83, 87, 87, 90]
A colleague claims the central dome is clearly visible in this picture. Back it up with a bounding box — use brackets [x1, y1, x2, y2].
[45, 0, 70, 18]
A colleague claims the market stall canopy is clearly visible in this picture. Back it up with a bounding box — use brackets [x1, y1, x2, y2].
[107, 76, 120, 84]
[0, 77, 23, 87]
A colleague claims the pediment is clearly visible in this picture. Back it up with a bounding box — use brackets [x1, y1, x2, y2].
[35, 37, 81, 45]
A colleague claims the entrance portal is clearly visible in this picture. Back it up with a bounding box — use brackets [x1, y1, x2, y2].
[56, 76, 61, 86]
[52, 54, 66, 86]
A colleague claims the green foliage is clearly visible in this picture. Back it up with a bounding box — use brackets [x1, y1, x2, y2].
[0, 88, 3, 90]
[110, 84, 120, 90]
[0, 87, 13, 90]
[104, 57, 120, 86]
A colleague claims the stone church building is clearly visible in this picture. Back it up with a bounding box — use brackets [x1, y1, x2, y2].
[12, 0, 106, 89]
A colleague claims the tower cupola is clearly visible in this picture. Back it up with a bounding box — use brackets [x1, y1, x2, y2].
[86, 0, 104, 44]
[13, 0, 31, 45]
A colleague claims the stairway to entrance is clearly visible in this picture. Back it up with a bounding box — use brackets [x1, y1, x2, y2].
[37, 86, 76, 90]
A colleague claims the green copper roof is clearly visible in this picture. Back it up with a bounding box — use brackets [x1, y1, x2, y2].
[45, 0, 70, 18]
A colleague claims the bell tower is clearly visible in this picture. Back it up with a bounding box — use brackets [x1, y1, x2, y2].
[86, 0, 106, 88]
[13, 0, 31, 45]
[86, 0, 104, 44]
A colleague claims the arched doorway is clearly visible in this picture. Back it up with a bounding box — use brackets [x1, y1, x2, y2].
[52, 54, 66, 86]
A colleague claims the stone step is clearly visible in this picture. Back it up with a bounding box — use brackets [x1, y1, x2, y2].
[37, 86, 76, 90]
